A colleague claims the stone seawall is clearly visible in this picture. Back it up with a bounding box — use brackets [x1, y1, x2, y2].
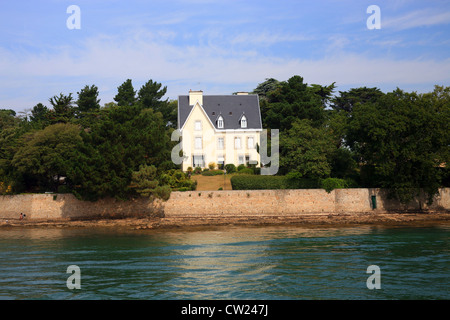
[164, 188, 450, 217]
[0, 188, 449, 221]
[0, 193, 163, 220]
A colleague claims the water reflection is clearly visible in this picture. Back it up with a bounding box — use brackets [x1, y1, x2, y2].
[163, 228, 280, 299]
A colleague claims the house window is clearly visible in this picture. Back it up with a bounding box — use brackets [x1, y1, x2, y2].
[193, 155, 205, 168]
[247, 136, 254, 149]
[245, 155, 250, 165]
[217, 116, 224, 128]
[194, 120, 202, 131]
[217, 137, 224, 150]
[195, 137, 202, 149]
[234, 137, 241, 149]
[238, 155, 245, 165]
[240, 115, 247, 128]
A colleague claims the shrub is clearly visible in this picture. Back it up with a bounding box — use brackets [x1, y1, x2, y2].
[201, 169, 224, 176]
[224, 163, 236, 173]
[187, 166, 193, 173]
[158, 160, 178, 172]
[194, 167, 202, 174]
[285, 171, 319, 189]
[208, 162, 216, 170]
[230, 175, 320, 190]
[235, 167, 253, 175]
[320, 178, 348, 193]
[231, 175, 287, 190]
[344, 178, 359, 188]
[247, 162, 258, 172]
[131, 164, 159, 197]
[159, 169, 196, 191]
[285, 171, 303, 181]
[237, 164, 246, 171]
[153, 185, 171, 200]
[0, 182, 13, 195]
[57, 185, 71, 193]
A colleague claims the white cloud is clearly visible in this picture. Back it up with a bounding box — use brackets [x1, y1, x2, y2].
[383, 8, 450, 30]
[1, 29, 449, 110]
[19, 33, 450, 83]
[230, 32, 312, 46]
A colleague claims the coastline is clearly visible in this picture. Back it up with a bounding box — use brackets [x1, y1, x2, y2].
[1, 212, 449, 230]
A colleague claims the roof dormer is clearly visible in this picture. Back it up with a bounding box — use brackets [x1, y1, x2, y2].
[216, 114, 224, 129]
[239, 113, 247, 128]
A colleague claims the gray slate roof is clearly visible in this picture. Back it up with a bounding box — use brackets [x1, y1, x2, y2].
[178, 94, 262, 130]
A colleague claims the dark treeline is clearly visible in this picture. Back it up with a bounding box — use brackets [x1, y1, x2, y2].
[254, 76, 449, 204]
[0, 75, 449, 204]
[0, 79, 188, 201]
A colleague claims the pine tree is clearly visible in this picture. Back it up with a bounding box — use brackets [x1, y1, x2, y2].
[77, 85, 101, 113]
[114, 79, 137, 106]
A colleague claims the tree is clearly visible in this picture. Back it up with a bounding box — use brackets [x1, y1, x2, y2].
[114, 79, 137, 106]
[76, 85, 101, 113]
[262, 75, 331, 131]
[0, 78, 178, 199]
[49, 93, 75, 123]
[331, 87, 384, 113]
[0, 109, 35, 192]
[165, 100, 178, 128]
[137, 79, 167, 108]
[0, 109, 17, 130]
[329, 147, 358, 181]
[30, 103, 49, 125]
[131, 164, 172, 200]
[11, 123, 83, 192]
[252, 78, 280, 100]
[136, 79, 177, 127]
[280, 119, 336, 178]
[347, 87, 450, 204]
[70, 105, 172, 200]
[0, 127, 23, 191]
[159, 169, 196, 191]
[309, 82, 336, 109]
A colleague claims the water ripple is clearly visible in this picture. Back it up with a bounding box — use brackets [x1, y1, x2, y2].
[0, 225, 448, 299]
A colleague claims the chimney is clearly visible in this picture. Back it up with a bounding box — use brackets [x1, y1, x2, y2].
[189, 90, 203, 105]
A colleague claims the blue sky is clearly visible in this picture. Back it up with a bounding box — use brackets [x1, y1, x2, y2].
[1, 0, 450, 112]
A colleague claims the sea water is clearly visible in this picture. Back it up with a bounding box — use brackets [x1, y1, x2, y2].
[0, 224, 448, 300]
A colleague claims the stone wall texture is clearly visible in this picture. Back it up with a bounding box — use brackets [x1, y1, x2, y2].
[164, 188, 450, 217]
[0, 188, 449, 221]
[0, 193, 163, 220]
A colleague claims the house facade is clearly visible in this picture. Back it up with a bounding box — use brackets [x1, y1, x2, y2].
[178, 90, 262, 171]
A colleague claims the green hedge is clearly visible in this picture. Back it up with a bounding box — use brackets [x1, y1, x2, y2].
[201, 169, 224, 176]
[230, 175, 319, 190]
[235, 168, 254, 175]
[230, 174, 361, 191]
[230, 175, 284, 190]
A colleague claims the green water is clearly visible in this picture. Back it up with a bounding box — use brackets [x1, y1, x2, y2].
[0, 224, 448, 300]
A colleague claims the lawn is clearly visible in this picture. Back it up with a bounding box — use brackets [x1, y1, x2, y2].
[191, 173, 234, 191]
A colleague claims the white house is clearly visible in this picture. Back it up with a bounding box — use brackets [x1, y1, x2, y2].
[178, 90, 262, 171]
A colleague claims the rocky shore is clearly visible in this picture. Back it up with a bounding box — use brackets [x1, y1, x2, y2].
[1, 212, 449, 230]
